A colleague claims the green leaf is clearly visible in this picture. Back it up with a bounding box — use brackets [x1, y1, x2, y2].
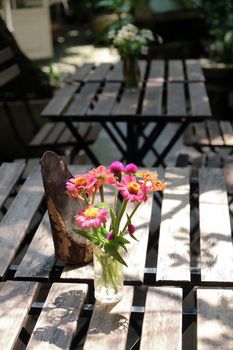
[115, 236, 130, 244]
[105, 244, 128, 266]
[110, 208, 116, 227]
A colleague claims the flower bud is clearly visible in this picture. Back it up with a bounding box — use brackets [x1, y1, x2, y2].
[109, 161, 124, 174]
[128, 224, 136, 234]
[107, 232, 114, 240]
[125, 163, 138, 174]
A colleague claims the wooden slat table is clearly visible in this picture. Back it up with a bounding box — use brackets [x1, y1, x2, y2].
[41, 59, 212, 167]
[0, 161, 233, 349]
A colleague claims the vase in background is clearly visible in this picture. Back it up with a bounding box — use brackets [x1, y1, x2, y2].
[93, 244, 124, 303]
[123, 57, 140, 90]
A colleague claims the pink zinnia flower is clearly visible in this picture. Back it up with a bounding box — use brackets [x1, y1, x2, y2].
[66, 174, 96, 199]
[89, 165, 115, 188]
[109, 161, 124, 174]
[125, 163, 138, 174]
[75, 206, 108, 229]
[117, 175, 147, 202]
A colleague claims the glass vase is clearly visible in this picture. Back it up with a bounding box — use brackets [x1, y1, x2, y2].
[123, 56, 140, 90]
[93, 245, 124, 303]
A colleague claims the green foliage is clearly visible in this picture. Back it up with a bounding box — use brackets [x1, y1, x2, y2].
[198, 0, 233, 63]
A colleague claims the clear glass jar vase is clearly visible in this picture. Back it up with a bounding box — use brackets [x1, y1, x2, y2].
[93, 245, 124, 303]
[123, 56, 140, 90]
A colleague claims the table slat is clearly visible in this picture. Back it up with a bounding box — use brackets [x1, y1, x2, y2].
[220, 121, 233, 146]
[41, 84, 78, 117]
[0, 281, 39, 350]
[85, 63, 112, 81]
[15, 212, 55, 279]
[112, 90, 140, 116]
[124, 194, 153, 282]
[0, 165, 44, 278]
[199, 168, 233, 282]
[140, 287, 182, 350]
[189, 82, 212, 116]
[88, 82, 120, 115]
[67, 63, 94, 82]
[194, 122, 210, 145]
[142, 81, 163, 116]
[0, 162, 25, 209]
[167, 82, 186, 116]
[186, 59, 205, 82]
[64, 82, 100, 116]
[106, 61, 123, 81]
[157, 167, 191, 282]
[206, 121, 224, 146]
[84, 286, 134, 350]
[148, 60, 165, 82]
[27, 283, 88, 350]
[168, 60, 184, 81]
[197, 289, 233, 350]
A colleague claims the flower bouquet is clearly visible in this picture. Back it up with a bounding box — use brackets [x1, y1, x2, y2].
[66, 161, 166, 303]
[108, 24, 156, 89]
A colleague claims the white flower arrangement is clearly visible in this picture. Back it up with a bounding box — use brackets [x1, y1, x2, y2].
[109, 24, 155, 58]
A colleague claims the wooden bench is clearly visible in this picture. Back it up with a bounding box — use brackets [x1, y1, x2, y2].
[0, 47, 101, 162]
[183, 120, 233, 153]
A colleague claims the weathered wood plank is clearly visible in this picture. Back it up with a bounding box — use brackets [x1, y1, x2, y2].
[0, 165, 44, 277]
[112, 89, 140, 116]
[220, 121, 233, 146]
[0, 281, 39, 350]
[84, 286, 134, 350]
[88, 82, 120, 115]
[27, 283, 88, 350]
[157, 167, 191, 282]
[194, 122, 209, 145]
[66, 63, 94, 82]
[140, 287, 182, 350]
[41, 84, 78, 117]
[167, 82, 186, 116]
[0, 64, 20, 88]
[206, 121, 224, 146]
[189, 82, 212, 116]
[15, 212, 55, 279]
[142, 81, 163, 116]
[106, 61, 123, 81]
[0, 162, 25, 209]
[168, 60, 184, 82]
[197, 289, 233, 350]
[85, 63, 112, 81]
[123, 194, 153, 283]
[186, 59, 205, 82]
[199, 169, 233, 282]
[0, 47, 14, 65]
[64, 82, 100, 116]
[147, 60, 165, 82]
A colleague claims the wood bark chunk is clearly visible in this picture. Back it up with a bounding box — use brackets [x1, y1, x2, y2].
[40, 151, 92, 265]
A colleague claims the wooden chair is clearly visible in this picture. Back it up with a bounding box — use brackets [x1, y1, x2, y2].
[0, 46, 100, 163]
[183, 120, 233, 153]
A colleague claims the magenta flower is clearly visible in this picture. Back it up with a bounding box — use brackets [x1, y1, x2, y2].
[117, 175, 147, 202]
[125, 163, 138, 174]
[75, 206, 108, 229]
[128, 224, 136, 234]
[109, 161, 124, 174]
[107, 232, 114, 240]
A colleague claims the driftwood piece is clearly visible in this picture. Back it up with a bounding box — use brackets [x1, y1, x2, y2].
[40, 151, 92, 265]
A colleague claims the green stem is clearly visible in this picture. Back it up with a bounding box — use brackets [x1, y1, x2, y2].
[115, 198, 128, 234]
[99, 185, 104, 203]
[121, 202, 141, 235]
